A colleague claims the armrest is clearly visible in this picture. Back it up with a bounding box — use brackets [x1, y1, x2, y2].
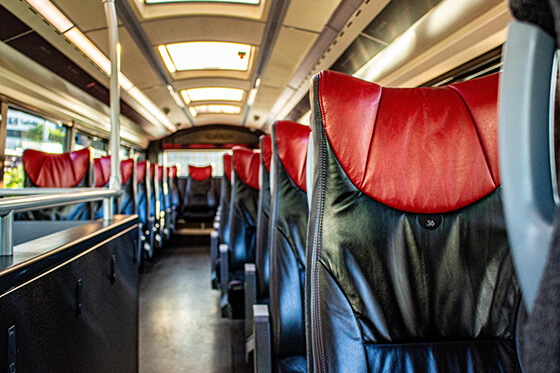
[244, 263, 257, 340]
[219, 244, 230, 317]
[253, 304, 271, 373]
[210, 231, 219, 289]
[219, 244, 229, 297]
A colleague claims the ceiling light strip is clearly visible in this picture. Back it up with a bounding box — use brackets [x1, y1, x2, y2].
[26, 0, 175, 132]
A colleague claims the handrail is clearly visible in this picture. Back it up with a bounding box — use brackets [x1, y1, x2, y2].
[0, 189, 121, 257]
[0, 189, 120, 214]
[0, 188, 113, 196]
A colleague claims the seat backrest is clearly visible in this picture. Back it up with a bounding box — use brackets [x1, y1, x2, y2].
[229, 147, 260, 273]
[219, 153, 232, 246]
[269, 121, 310, 361]
[136, 160, 150, 227]
[21, 148, 93, 220]
[255, 135, 272, 300]
[149, 163, 160, 220]
[93, 156, 136, 215]
[185, 165, 215, 217]
[306, 70, 521, 372]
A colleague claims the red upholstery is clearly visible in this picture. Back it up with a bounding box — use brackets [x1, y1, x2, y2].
[137, 161, 147, 184]
[232, 146, 260, 190]
[95, 156, 135, 187]
[317, 70, 499, 213]
[23, 148, 91, 188]
[94, 156, 111, 187]
[275, 121, 310, 192]
[189, 165, 212, 181]
[169, 165, 178, 179]
[157, 165, 164, 182]
[121, 159, 134, 185]
[261, 135, 272, 173]
[223, 153, 232, 183]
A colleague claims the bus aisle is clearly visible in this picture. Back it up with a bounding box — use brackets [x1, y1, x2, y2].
[139, 237, 250, 373]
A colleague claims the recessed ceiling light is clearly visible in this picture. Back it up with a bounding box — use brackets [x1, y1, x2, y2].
[146, 0, 259, 4]
[192, 105, 241, 115]
[188, 107, 198, 117]
[159, 42, 252, 72]
[182, 87, 244, 102]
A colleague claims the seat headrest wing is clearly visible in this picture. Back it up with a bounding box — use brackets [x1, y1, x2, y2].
[223, 153, 232, 182]
[94, 156, 111, 187]
[315, 70, 499, 213]
[260, 135, 272, 172]
[137, 161, 147, 184]
[120, 159, 134, 185]
[232, 146, 260, 190]
[274, 121, 311, 192]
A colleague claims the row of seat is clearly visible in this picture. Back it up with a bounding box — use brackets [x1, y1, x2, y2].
[18, 148, 180, 267]
[212, 70, 525, 372]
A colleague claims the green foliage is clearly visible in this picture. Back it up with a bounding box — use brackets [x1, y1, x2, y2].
[4, 166, 23, 189]
[26, 123, 66, 144]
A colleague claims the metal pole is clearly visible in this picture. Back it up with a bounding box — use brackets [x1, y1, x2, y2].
[103, 0, 121, 221]
[0, 212, 13, 256]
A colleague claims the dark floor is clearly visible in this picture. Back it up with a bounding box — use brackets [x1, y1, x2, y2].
[139, 236, 251, 373]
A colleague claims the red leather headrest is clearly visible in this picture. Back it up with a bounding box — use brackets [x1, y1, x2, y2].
[316, 70, 500, 214]
[232, 146, 260, 190]
[274, 121, 310, 192]
[95, 156, 134, 187]
[189, 165, 212, 181]
[121, 159, 134, 185]
[23, 148, 91, 188]
[223, 153, 232, 183]
[157, 165, 163, 182]
[94, 156, 111, 187]
[168, 165, 178, 179]
[137, 161, 147, 184]
[260, 135, 272, 173]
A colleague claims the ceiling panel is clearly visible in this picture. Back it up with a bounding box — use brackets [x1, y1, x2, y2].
[260, 27, 317, 89]
[141, 16, 265, 46]
[246, 85, 285, 129]
[52, 0, 121, 33]
[141, 85, 184, 127]
[283, 0, 342, 33]
[86, 27, 161, 91]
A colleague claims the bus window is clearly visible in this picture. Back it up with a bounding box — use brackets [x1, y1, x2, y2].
[74, 132, 108, 158]
[165, 151, 225, 177]
[4, 108, 67, 188]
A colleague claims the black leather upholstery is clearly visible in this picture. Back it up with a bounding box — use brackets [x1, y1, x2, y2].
[227, 147, 260, 318]
[184, 166, 218, 220]
[268, 121, 310, 372]
[256, 136, 272, 301]
[218, 154, 232, 247]
[306, 71, 521, 372]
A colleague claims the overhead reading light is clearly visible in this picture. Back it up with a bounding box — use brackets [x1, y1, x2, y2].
[159, 42, 252, 72]
[181, 87, 244, 102]
[192, 105, 241, 115]
[145, 0, 259, 4]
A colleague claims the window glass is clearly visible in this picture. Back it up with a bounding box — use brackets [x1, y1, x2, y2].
[4, 108, 67, 188]
[74, 132, 108, 158]
[165, 150, 227, 177]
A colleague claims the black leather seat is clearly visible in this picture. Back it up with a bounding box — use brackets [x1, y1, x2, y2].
[184, 165, 217, 220]
[93, 156, 136, 218]
[227, 147, 260, 318]
[255, 135, 272, 303]
[213, 153, 232, 288]
[167, 165, 179, 233]
[19, 148, 94, 220]
[136, 160, 154, 260]
[149, 163, 163, 250]
[268, 121, 310, 372]
[306, 70, 521, 372]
